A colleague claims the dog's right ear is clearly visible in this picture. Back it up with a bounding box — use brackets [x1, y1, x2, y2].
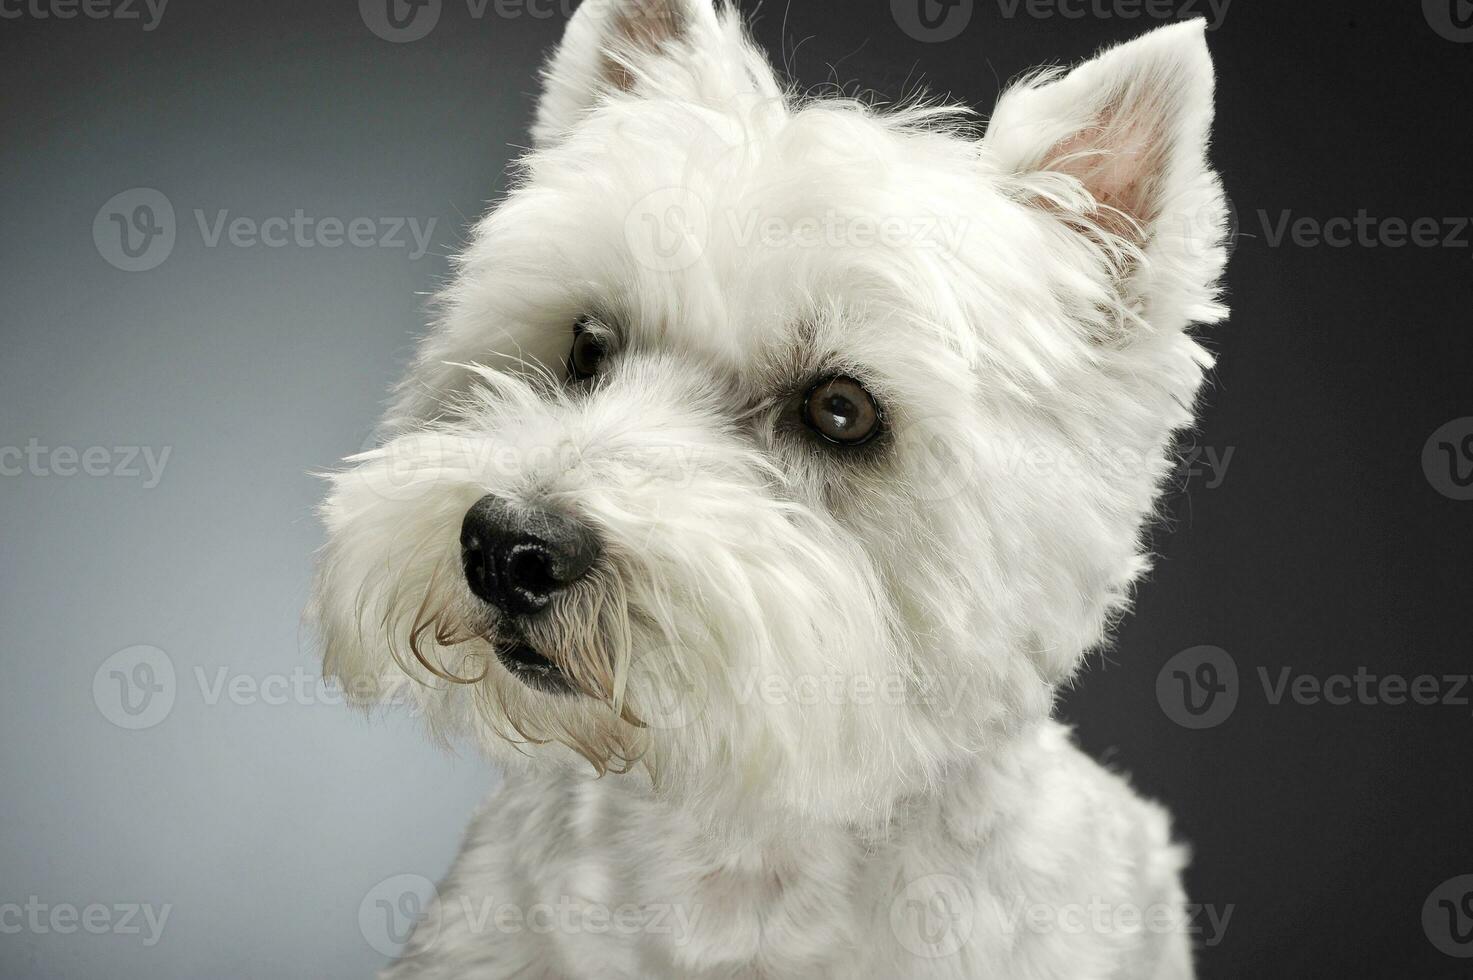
[981, 20, 1227, 335]
[532, 0, 722, 145]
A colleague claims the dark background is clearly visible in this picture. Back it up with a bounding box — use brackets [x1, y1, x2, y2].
[1, 1, 1469, 977]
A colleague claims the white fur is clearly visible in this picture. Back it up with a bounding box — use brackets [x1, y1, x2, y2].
[311, 3, 1229, 976]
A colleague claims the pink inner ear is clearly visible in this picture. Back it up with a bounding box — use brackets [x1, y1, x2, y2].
[600, 1, 689, 92]
[1044, 100, 1171, 242]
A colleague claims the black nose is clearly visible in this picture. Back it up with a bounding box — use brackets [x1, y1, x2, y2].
[460, 494, 600, 616]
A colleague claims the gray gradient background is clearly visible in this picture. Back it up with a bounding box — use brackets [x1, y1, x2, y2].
[3, 1, 1471, 978]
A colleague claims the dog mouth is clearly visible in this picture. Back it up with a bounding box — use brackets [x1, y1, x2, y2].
[495, 640, 576, 696]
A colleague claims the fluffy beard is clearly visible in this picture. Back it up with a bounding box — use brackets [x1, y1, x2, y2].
[309, 359, 959, 823]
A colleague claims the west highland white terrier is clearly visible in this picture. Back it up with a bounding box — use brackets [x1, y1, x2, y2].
[312, 1, 1229, 976]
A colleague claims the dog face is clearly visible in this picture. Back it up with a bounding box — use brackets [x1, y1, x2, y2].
[312, 0, 1227, 823]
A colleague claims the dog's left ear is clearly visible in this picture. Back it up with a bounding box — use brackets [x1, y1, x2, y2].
[984, 20, 1226, 310]
[533, 0, 722, 145]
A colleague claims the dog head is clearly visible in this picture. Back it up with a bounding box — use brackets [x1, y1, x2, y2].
[312, 0, 1228, 825]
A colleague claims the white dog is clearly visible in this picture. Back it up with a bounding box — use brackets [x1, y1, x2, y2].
[312, 1, 1229, 976]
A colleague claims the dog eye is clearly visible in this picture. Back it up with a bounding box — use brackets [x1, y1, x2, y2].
[568, 320, 607, 381]
[801, 376, 882, 446]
